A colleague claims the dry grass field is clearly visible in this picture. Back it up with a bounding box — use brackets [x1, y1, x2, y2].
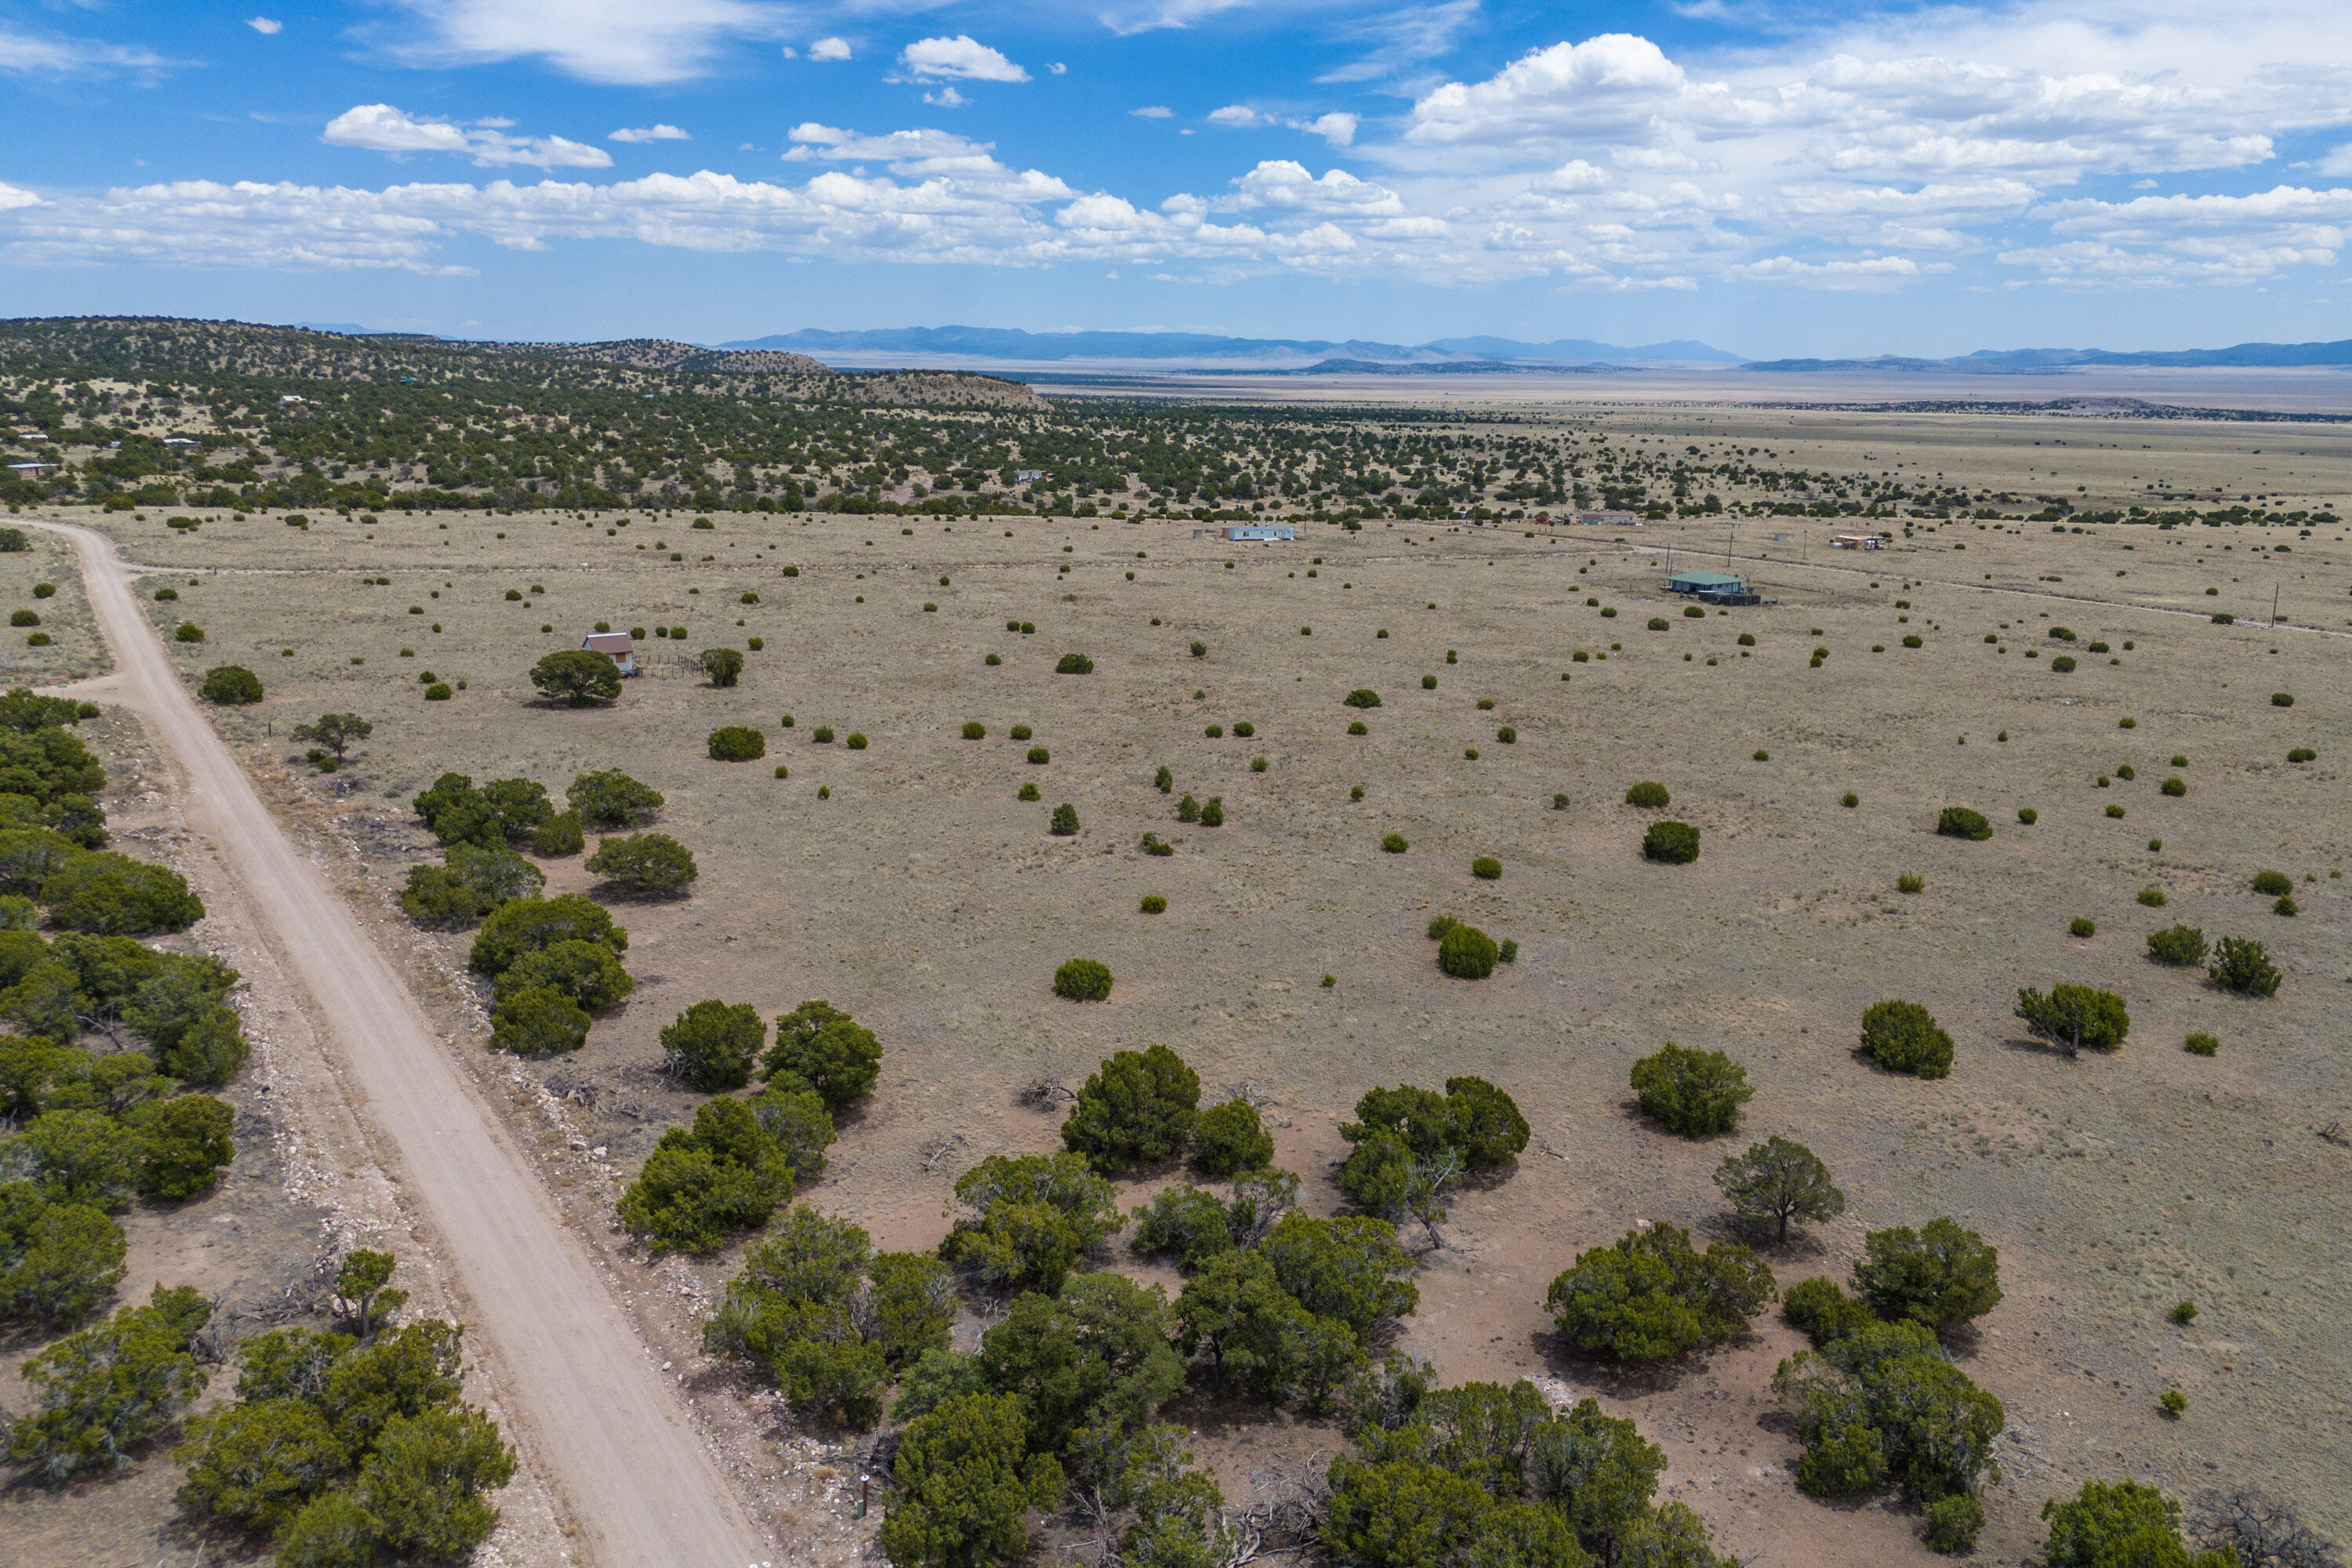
[13, 401, 2347, 1566]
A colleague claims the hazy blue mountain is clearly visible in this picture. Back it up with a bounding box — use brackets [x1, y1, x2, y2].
[722, 325, 1737, 364]
[1746, 339, 2352, 372]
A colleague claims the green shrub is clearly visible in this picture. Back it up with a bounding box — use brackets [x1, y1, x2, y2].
[1129, 1184, 1236, 1272]
[198, 666, 263, 706]
[173, 622, 205, 643]
[2014, 983, 2130, 1054]
[1054, 956, 1112, 1002]
[939, 1152, 1123, 1296]
[1470, 856, 1501, 880]
[583, 832, 698, 897]
[1497, 938, 1518, 964]
[2250, 869, 2292, 897]
[2106, 803, 2125, 818]
[2136, 886, 2167, 907]
[1200, 797, 1224, 827]
[1048, 803, 1080, 836]
[1436, 924, 1497, 980]
[1139, 893, 1167, 913]
[2288, 746, 2316, 762]
[8, 1284, 210, 1479]
[1624, 780, 1670, 808]
[1630, 1042, 1751, 1136]
[1426, 914, 1457, 940]
[1860, 1000, 1953, 1077]
[2169, 1299, 2198, 1324]
[1713, 1136, 1843, 1243]
[1381, 833, 1407, 853]
[1898, 873, 1925, 895]
[961, 720, 985, 739]
[1781, 1277, 1875, 1348]
[1853, 1217, 2002, 1330]
[1546, 1223, 1773, 1360]
[1773, 1319, 2004, 1516]
[2160, 776, 2186, 797]
[2208, 935, 2280, 996]
[2052, 655, 2077, 672]
[2069, 916, 2095, 938]
[2041, 1480, 2218, 1568]
[707, 725, 766, 760]
[1647, 616, 1669, 630]
[2270, 692, 2293, 707]
[2018, 807, 2038, 824]
[467, 895, 624, 978]
[1192, 1099, 1273, 1178]
[1055, 652, 1094, 674]
[880, 1393, 1063, 1568]
[2183, 1032, 2218, 1056]
[401, 840, 546, 928]
[692, 647, 744, 689]
[162, 1006, 251, 1088]
[489, 985, 590, 1056]
[745, 1084, 837, 1184]
[1026, 746, 1050, 764]
[619, 1099, 794, 1253]
[761, 1000, 883, 1109]
[1421, 673, 1437, 689]
[1344, 689, 1381, 709]
[1936, 806, 1991, 840]
[1016, 782, 1040, 802]
[528, 648, 621, 706]
[1642, 821, 1700, 864]
[492, 938, 633, 1012]
[846, 732, 868, 750]
[424, 682, 453, 700]
[1062, 1044, 1200, 1172]
[40, 853, 205, 935]
[125, 1094, 235, 1200]
[659, 1000, 765, 1092]
[0, 1189, 126, 1330]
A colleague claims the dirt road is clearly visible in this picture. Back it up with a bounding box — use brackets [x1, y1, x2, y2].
[34, 521, 760, 1568]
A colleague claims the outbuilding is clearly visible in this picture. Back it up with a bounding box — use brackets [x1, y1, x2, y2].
[1666, 569, 1746, 597]
[582, 630, 637, 675]
[1223, 524, 1296, 542]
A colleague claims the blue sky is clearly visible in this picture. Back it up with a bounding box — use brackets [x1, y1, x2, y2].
[2, 0, 2348, 357]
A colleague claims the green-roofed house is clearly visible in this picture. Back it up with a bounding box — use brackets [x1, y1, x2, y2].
[1666, 569, 1746, 597]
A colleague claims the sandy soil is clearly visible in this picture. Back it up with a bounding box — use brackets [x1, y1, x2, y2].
[17, 401, 2348, 1566]
[11, 522, 757, 1568]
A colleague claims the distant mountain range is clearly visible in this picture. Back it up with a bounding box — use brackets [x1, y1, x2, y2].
[286, 320, 2352, 374]
[720, 325, 1741, 366]
[1745, 340, 2352, 372]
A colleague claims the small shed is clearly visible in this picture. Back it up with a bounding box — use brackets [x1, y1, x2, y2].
[1224, 524, 1295, 542]
[1666, 569, 1745, 597]
[1831, 532, 1885, 550]
[582, 630, 637, 675]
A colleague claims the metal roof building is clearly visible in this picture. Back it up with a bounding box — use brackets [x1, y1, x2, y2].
[1665, 569, 1746, 595]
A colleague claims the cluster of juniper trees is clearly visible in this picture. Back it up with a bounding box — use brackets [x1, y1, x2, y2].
[0, 691, 514, 1566]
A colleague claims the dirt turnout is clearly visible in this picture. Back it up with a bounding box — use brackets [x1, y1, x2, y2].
[31, 521, 759, 1568]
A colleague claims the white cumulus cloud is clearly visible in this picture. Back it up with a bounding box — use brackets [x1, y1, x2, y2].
[897, 35, 1027, 83]
[808, 36, 849, 61]
[1132, 106, 1173, 118]
[323, 104, 614, 169]
[1294, 112, 1359, 147]
[247, 16, 283, 34]
[375, 0, 789, 86]
[1207, 105, 1262, 127]
[610, 124, 691, 143]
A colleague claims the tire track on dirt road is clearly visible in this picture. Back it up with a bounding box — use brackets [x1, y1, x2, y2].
[32, 520, 761, 1568]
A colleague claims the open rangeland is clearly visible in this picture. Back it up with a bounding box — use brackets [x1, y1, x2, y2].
[8, 397, 2343, 1566]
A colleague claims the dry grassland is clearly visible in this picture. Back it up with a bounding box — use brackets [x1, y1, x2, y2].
[17, 403, 2348, 1565]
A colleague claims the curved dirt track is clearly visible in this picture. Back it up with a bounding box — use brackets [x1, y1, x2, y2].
[34, 521, 759, 1568]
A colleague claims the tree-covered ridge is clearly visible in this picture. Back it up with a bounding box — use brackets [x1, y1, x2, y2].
[11, 314, 2318, 529]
